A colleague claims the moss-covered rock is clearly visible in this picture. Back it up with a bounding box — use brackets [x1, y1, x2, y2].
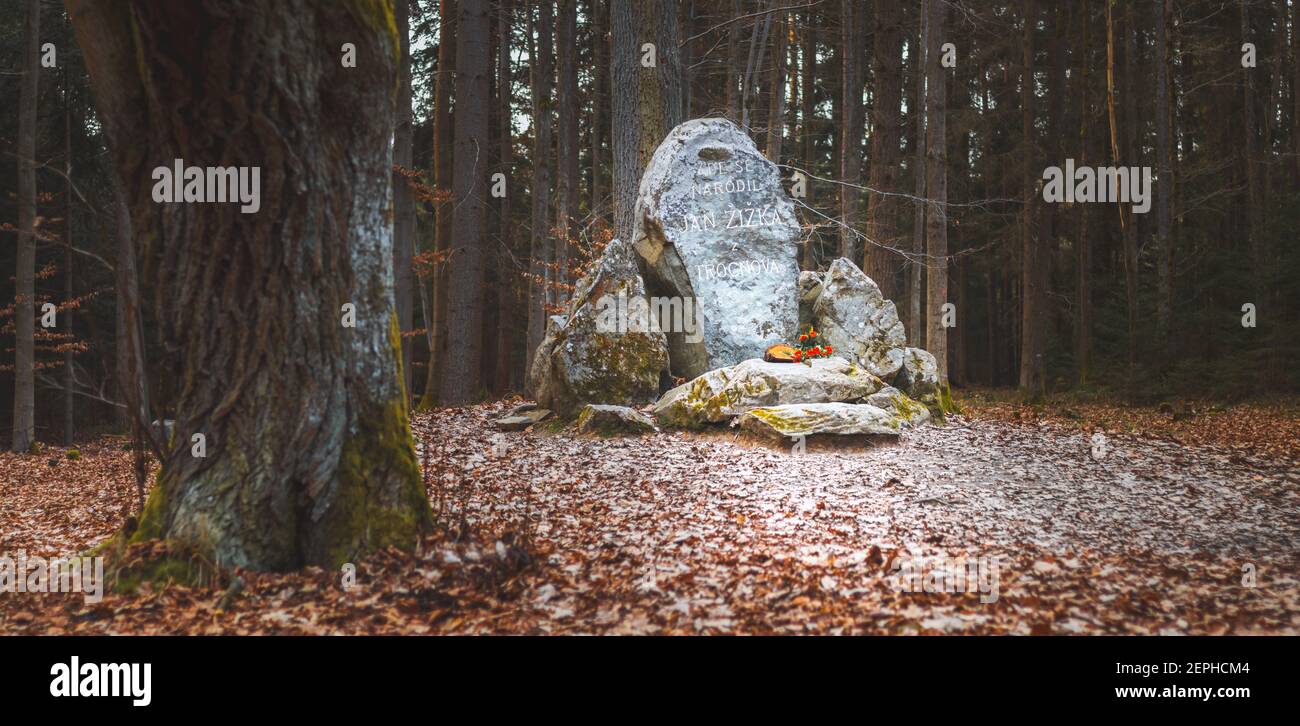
[527, 240, 669, 417]
[654, 356, 884, 428]
[893, 347, 949, 417]
[733, 402, 905, 440]
[575, 404, 658, 436]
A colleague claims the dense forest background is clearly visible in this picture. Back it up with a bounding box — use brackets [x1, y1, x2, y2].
[3, 0, 1298, 449]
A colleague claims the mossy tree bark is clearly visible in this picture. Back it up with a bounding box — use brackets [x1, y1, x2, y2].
[66, 0, 432, 570]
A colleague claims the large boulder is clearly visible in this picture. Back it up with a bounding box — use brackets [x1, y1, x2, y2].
[632, 118, 801, 379]
[893, 347, 948, 414]
[810, 257, 908, 379]
[527, 240, 669, 417]
[653, 356, 884, 428]
[733, 402, 907, 440]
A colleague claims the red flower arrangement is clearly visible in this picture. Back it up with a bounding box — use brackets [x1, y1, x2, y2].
[792, 326, 832, 363]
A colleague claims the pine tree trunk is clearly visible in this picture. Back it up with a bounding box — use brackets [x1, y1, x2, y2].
[611, 0, 640, 243]
[394, 0, 416, 402]
[441, 0, 491, 405]
[63, 89, 76, 446]
[421, 0, 457, 409]
[838, 0, 863, 262]
[866, 0, 903, 300]
[909, 3, 927, 347]
[726, 0, 743, 121]
[639, 0, 680, 169]
[1019, 0, 1043, 396]
[590, 0, 609, 228]
[766, 12, 789, 162]
[12, 0, 39, 453]
[924, 0, 948, 383]
[556, 0, 579, 299]
[1155, 0, 1173, 356]
[526, 0, 554, 367]
[1076, 0, 1093, 386]
[495, 0, 516, 393]
[1239, 0, 1263, 306]
[1121, 1, 1139, 379]
[68, 0, 432, 568]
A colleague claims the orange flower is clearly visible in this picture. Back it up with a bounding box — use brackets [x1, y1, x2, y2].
[810, 329, 818, 338]
[799, 333, 807, 342]
[810, 346, 821, 356]
[792, 350, 803, 361]
[824, 344, 833, 355]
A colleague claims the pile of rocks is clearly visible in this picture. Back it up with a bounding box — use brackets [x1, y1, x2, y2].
[517, 118, 947, 442]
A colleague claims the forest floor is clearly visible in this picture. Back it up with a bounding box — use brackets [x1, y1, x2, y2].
[2, 392, 1298, 635]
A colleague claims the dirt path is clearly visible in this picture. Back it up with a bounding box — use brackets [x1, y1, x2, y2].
[413, 403, 1300, 634]
[2, 402, 1296, 635]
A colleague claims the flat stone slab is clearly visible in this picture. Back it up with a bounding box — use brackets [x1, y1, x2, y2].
[654, 356, 884, 428]
[576, 404, 658, 436]
[494, 408, 552, 431]
[732, 402, 909, 440]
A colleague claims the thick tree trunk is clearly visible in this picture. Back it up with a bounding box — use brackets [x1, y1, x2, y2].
[421, 0, 457, 409]
[441, 0, 491, 405]
[526, 0, 554, 366]
[611, 0, 640, 243]
[394, 0, 416, 402]
[12, 0, 39, 453]
[923, 0, 948, 383]
[639, 0, 681, 169]
[865, 0, 903, 300]
[68, 0, 432, 569]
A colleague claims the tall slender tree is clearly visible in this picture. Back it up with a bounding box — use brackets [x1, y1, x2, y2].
[909, 4, 927, 347]
[1019, 0, 1044, 396]
[838, 0, 863, 262]
[421, 0, 457, 408]
[442, 0, 491, 404]
[1155, 0, 1173, 354]
[590, 0, 609, 227]
[495, 0, 517, 392]
[866, 0, 903, 299]
[765, 11, 789, 162]
[526, 0, 554, 365]
[611, 0, 640, 243]
[12, 0, 40, 453]
[924, 0, 949, 383]
[394, 0, 416, 402]
[556, 0, 579, 296]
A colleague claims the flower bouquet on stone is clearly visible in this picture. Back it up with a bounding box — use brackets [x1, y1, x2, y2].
[793, 326, 831, 364]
